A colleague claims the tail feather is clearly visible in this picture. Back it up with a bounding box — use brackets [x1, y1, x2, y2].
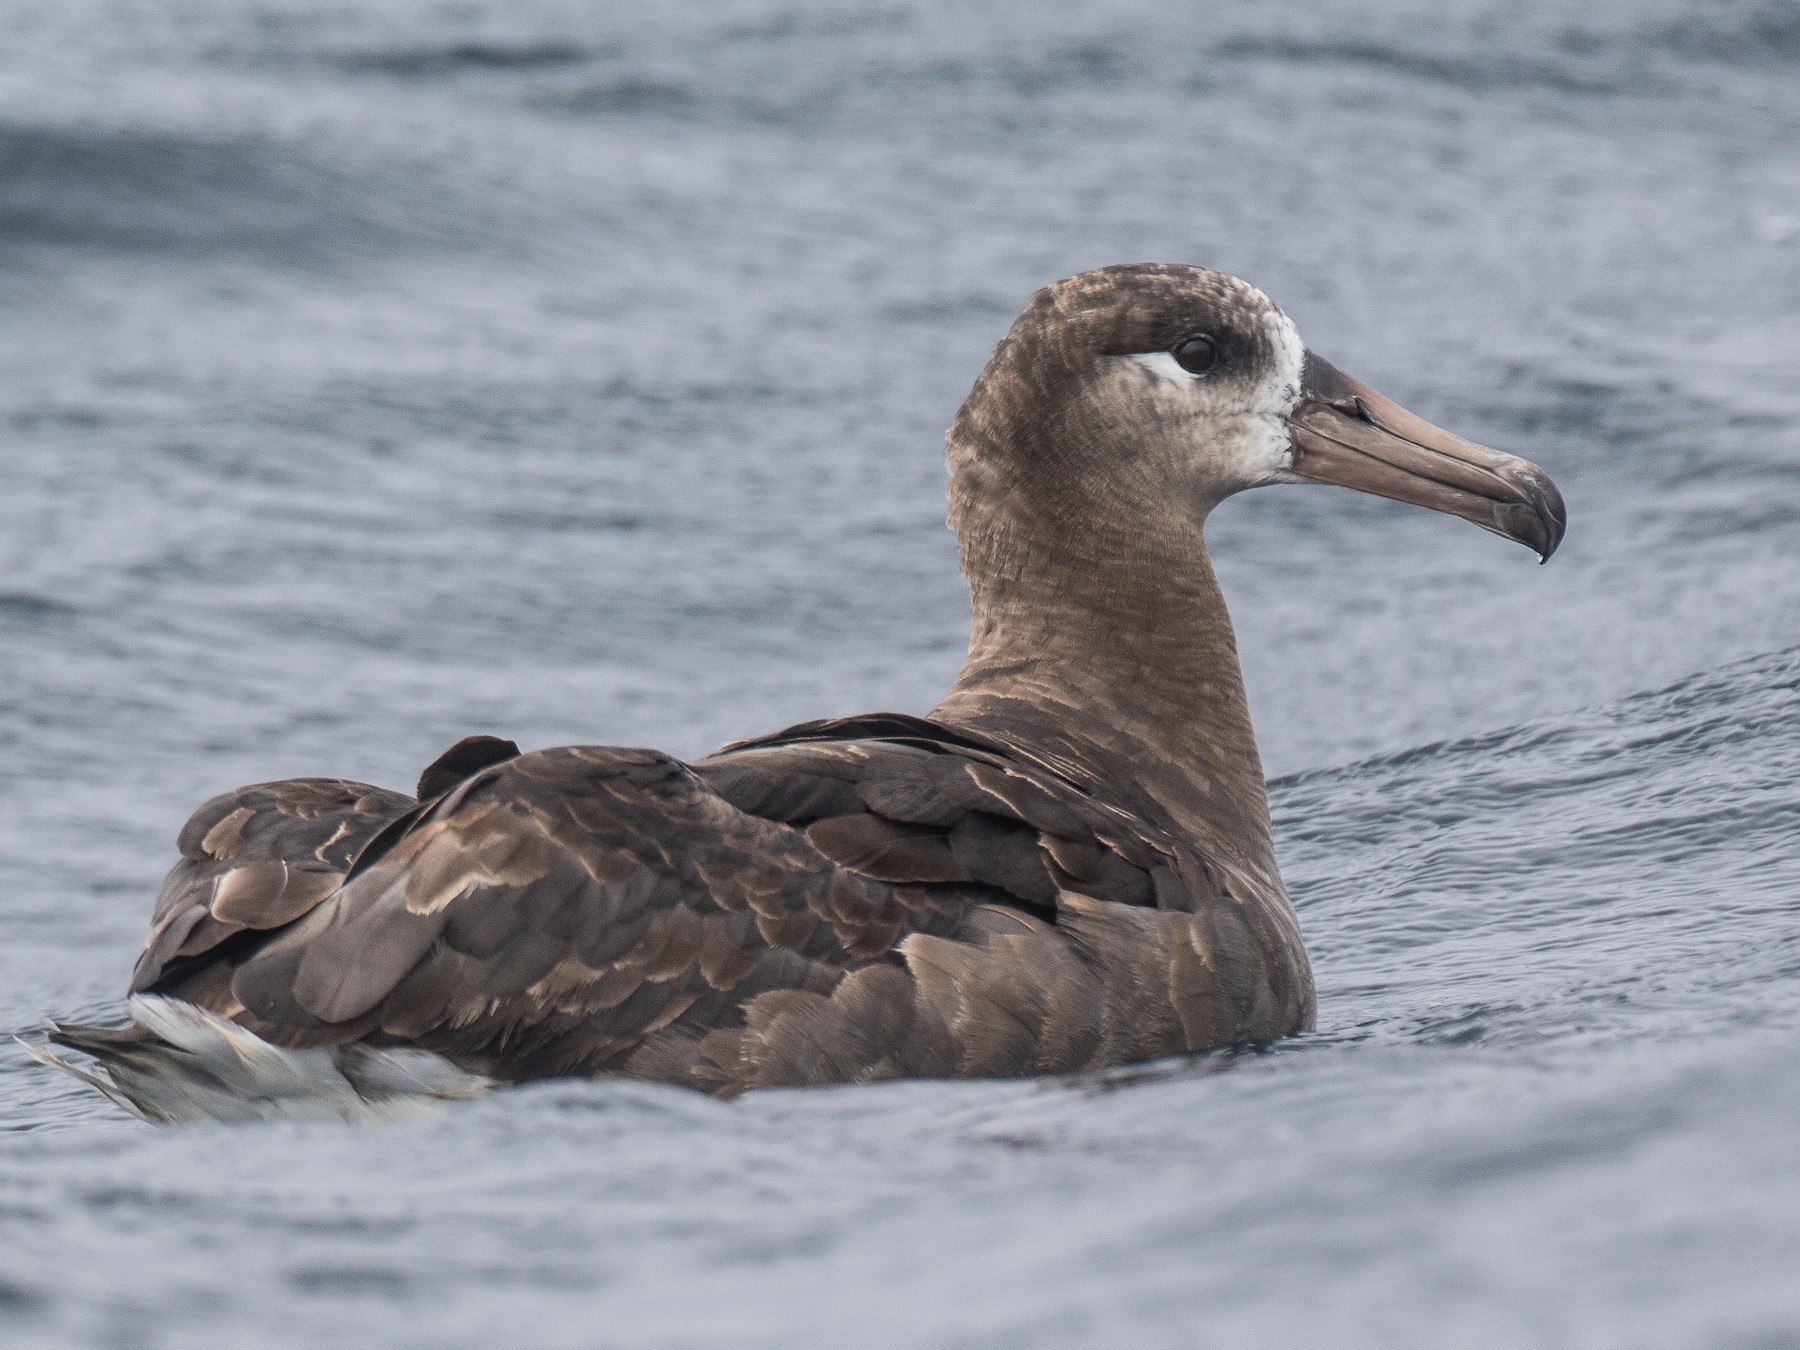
[24, 996, 493, 1125]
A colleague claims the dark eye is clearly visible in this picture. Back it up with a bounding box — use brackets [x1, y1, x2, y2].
[1171, 335, 1217, 375]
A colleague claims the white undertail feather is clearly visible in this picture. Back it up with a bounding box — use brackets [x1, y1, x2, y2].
[18, 996, 494, 1125]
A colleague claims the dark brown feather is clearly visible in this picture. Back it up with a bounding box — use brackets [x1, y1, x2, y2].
[803, 814, 972, 884]
[132, 778, 415, 995]
[416, 735, 521, 800]
[119, 715, 1312, 1092]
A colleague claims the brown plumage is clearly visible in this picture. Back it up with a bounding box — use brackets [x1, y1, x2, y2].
[41, 264, 1564, 1117]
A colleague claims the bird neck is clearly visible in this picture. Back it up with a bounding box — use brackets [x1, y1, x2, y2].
[930, 487, 1278, 880]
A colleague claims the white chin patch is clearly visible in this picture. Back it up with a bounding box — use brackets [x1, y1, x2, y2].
[1244, 416, 1302, 486]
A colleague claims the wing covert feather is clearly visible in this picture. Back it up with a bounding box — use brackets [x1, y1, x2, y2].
[221, 746, 949, 1078]
[124, 717, 1312, 1095]
[133, 778, 415, 995]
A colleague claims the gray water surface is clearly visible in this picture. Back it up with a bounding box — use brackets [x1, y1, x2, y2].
[3, 1, 1799, 1346]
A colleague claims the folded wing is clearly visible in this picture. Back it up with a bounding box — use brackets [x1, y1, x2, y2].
[122, 718, 1307, 1096]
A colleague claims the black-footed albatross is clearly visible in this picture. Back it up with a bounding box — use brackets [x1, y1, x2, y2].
[31, 264, 1563, 1122]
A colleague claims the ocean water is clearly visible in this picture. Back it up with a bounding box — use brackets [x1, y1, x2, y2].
[2, 0, 1798, 1345]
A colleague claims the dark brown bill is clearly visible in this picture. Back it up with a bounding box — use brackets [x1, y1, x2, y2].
[1285, 353, 1566, 561]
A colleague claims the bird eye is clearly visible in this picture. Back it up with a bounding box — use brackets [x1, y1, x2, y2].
[1171, 335, 1218, 375]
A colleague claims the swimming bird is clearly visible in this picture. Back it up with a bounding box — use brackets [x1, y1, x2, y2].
[33, 264, 1563, 1123]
